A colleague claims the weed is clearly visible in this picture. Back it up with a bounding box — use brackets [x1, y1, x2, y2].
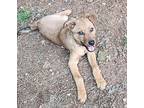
[17, 7, 31, 23]
[121, 36, 127, 47]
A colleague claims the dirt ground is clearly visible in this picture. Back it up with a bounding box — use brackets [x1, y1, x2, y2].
[17, 0, 127, 108]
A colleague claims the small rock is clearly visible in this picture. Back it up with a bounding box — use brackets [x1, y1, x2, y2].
[41, 40, 45, 46]
[48, 3, 51, 5]
[36, 13, 41, 17]
[43, 61, 50, 69]
[123, 98, 127, 103]
[62, 8, 66, 11]
[124, 104, 127, 108]
[18, 27, 31, 34]
[24, 100, 27, 103]
[34, 78, 36, 81]
[64, 0, 71, 3]
[49, 69, 52, 72]
[64, 0, 68, 3]
[106, 55, 111, 62]
[20, 6, 24, 9]
[39, 105, 42, 108]
[67, 93, 71, 96]
[25, 73, 28, 76]
[102, 2, 106, 5]
[51, 72, 54, 76]
[56, 10, 59, 13]
[86, 0, 94, 3]
[61, 46, 64, 49]
[56, 71, 60, 74]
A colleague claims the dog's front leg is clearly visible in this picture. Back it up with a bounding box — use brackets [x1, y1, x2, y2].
[68, 52, 87, 103]
[87, 52, 107, 90]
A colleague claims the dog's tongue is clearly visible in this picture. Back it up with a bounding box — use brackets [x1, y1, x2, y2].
[87, 46, 95, 52]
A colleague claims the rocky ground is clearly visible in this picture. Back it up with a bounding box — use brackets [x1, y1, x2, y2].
[17, 0, 127, 108]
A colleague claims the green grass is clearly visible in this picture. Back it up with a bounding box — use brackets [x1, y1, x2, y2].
[121, 36, 127, 47]
[17, 8, 31, 23]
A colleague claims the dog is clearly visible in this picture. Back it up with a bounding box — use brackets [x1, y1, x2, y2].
[30, 10, 107, 103]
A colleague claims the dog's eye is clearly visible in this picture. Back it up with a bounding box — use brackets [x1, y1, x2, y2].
[78, 31, 85, 35]
[90, 27, 94, 32]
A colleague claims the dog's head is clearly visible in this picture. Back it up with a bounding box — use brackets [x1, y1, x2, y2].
[65, 15, 97, 52]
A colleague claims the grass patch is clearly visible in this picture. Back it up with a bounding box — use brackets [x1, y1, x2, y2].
[121, 36, 127, 47]
[17, 7, 31, 23]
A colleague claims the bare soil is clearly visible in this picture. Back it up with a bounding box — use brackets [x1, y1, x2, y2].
[17, 0, 127, 108]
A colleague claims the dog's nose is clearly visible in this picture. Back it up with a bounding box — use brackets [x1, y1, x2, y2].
[88, 40, 95, 46]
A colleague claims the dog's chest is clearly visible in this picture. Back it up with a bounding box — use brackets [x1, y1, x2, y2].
[74, 46, 87, 57]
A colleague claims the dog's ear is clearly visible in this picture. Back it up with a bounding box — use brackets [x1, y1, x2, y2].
[86, 14, 96, 24]
[64, 18, 76, 29]
[65, 22, 76, 29]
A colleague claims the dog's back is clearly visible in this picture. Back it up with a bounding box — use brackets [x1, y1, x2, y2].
[30, 10, 71, 45]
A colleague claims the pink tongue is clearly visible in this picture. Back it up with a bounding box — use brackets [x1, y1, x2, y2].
[88, 46, 95, 52]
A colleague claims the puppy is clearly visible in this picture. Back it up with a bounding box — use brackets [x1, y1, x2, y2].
[30, 10, 107, 103]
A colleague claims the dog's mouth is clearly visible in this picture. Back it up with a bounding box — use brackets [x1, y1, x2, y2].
[87, 45, 95, 52]
[81, 42, 95, 52]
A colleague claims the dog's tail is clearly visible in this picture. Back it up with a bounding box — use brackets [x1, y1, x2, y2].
[17, 20, 39, 35]
[29, 20, 39, 31]
[17, 9, 72, 35]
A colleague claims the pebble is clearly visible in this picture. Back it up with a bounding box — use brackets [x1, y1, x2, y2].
[48, 3, 51, 6]
[36, 13, 41, 18]
[61, 46, 64, 49]
[39, 105, 42, 108]
[67, 93, 71, 96]
[25, 73, 28, 76]
[106, 55, 111, 62]
[86, 0, 94, 3]
[64, 0, 68, 3]
[18, 28, 31, 34]
[62, 8, 66, 11]
[102, 2, 106, 5]
[51, 72, 54, 76]
[24, 100, 27, 103]
[41, 40, 45, 46]
[20, 6, 24, 9]
[43, 61, 50, 69]
[49, 69, 53, 72]
[56, 10, 59, 13]
[64, 0, 72, 3]
[56, 71, 60, 74]
[123, 98, 127, 103]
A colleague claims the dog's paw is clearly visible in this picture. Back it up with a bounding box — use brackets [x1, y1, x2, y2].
[96, 79, 107, 90]
[78, 90, 87, 104]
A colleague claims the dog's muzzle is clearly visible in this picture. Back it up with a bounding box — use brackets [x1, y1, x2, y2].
[81, 41, 95, 52]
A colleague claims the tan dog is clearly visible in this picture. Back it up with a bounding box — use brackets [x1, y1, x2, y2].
[31, 10, 107, 103]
